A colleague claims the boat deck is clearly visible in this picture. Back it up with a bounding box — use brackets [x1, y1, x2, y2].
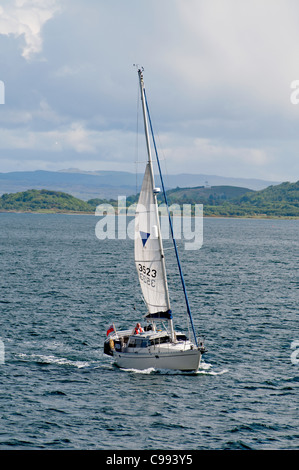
[104, 328, 198, 357]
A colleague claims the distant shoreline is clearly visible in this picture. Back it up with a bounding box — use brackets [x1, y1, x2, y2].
[1, 184, 298, 219]
[0, 209, 298, 219]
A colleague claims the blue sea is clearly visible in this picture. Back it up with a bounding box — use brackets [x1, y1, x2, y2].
[0, 213, 298, 450]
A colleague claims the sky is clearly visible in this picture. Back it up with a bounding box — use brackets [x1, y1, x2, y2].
[0, 0, 299, 182]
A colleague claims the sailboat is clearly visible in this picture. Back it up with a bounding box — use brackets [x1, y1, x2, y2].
[104, 67, 205, 372]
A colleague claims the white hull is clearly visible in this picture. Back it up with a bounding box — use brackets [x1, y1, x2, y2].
[104, 329, 204, 372]
[113, 347, 201, 372]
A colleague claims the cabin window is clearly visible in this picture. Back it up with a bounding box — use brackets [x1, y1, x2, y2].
[128, 338, 149, 348]
[150, 336, 170, 346]
[176, 334, 187, 341]
[136, 338, 149, 348]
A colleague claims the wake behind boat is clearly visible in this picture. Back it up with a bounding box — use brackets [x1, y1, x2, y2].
[104, 67, 206, 372]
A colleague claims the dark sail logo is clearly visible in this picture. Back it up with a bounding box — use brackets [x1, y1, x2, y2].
[140, 231, 150, 247]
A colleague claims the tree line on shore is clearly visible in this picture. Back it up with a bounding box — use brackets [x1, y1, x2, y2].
[0, 181, 298, 217]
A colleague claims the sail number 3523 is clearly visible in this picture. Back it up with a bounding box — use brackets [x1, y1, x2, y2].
[138, 264, 156, 287]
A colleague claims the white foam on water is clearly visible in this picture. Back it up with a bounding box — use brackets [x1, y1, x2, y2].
[120, 367, 156, 375]
[112, 358, 229, 376]
[17, 353, 90, 369]
[196, 361, 229, 376]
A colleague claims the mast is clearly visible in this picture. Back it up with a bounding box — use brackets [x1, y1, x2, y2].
[137, 68, 175, 342]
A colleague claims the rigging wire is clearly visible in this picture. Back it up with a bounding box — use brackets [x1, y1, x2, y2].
[144, 89, 198, 347]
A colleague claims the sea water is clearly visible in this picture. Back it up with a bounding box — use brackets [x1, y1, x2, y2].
[0, 213, 298, 449]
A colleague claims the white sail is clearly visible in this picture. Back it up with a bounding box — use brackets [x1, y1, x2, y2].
[134, 163, 171, 317]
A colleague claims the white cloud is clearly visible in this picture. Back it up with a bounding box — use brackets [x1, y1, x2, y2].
[0, 120, 136, 160]
[192, 138, 270, 167]
[170, 0, 299, 112]
[0, 0, 298, 181]
[53, 65, 81, 78]
[153, 132, 273, 178]
[0, 0, 60, 59]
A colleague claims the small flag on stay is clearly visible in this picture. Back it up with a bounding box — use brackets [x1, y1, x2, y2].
[106, 325, 114, 336]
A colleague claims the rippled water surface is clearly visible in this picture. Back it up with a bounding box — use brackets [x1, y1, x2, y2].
[0, 213, 298, 449]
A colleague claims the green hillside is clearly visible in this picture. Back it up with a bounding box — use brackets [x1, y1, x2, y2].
[203, 181, 299, 217]
[0, 189, 93, 213]
[123, 182, 299, 217]
[163, 185, 254, 205]
[0, 182, 298, 217]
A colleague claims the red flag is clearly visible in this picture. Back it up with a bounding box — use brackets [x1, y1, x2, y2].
[106, 325, 114, 336]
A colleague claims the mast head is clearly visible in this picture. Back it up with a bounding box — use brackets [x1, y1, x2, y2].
[133, 64, 144, 81]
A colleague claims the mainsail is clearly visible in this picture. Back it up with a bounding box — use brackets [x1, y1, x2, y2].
[134, 163, 171, 318]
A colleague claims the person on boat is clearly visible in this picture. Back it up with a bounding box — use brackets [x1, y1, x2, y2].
[134, 323, 143, 334]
